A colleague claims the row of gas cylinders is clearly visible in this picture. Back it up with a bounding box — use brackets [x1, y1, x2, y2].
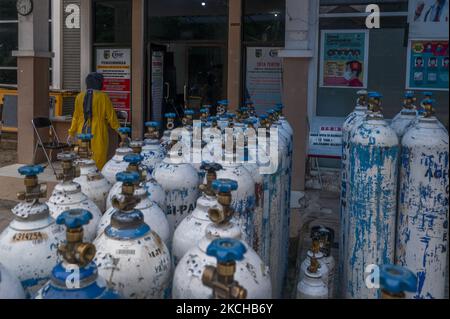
[339, 90, 448, 299]
[0, 103, 295, 299]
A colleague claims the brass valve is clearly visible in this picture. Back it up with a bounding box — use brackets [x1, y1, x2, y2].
[16, 165, 47, 201]
[144, 122, 160, 140]
[403, 92, 416, 110]
[182, 110, 195, 127]
[357, 90, 368, 107]
[311, 225, 334, 257]
[208, 179, 238, 224]
[368, 92, 383, 115]
[202, 238, 248, 299]
[56, 152, 80, 182]
[118, 127, 131, 148]
[307, 253, 320, 274]
[74, 134, 93, 160]
[199, 162, 223, 197]
[421, 99, 435, 118]
[56, 209, 96, 268]
[111, 171, 141, 211]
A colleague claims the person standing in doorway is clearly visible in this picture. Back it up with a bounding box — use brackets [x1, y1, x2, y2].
[68, 72, 120, 169]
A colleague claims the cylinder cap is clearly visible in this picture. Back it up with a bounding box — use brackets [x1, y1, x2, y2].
[116, 171, 140, 184]
[207, 238, 247, 263]
[226, 113, 236, 119]
[218, 100, 229, 106]
[145, 121, 160, 128]
[212, 179, 238, 193]
[56, 209, 93, 229]
[244, 118, 257, 125]
[165, 113, 176, 119]
[200, 108, 209, 113]
[201, 162, 223, 172]
[18, 165, 44, 176]
[404, 91, 415, 99]
[368, 92, 382, 98]
[208, 116, 218, 121]
[380, 264, 417, 294]
[118, 127, 131, 134]
[259, 114, 268, 120]
[185, 109, 195, 116]
[267, 109, 276, 115]
[423, 91, 433, 97]
[124, 154, 143, 164]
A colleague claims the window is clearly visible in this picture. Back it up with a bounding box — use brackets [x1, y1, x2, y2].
[94, 0, 132, 45]
[0, 0, 18, 86]
[147, 0, 229, 42]
[243, 0, 285, 45]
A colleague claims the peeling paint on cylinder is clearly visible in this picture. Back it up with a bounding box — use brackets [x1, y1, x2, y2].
[339, 105, 367, 297]
[395, 117, 449, 299]
[153, 160, 200, 235]
[74, 159, 112, 212]
[141, 140, 166, 173]
[390, 109, 417, 139]
[346, 117, 400, 299]
[0, 202, 65, 297]
[0, 263, 25, 299]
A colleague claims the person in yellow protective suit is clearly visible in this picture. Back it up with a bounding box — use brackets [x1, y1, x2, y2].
[68, 73, 120, 169]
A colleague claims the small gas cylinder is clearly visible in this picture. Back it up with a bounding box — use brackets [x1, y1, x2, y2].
[142, 121, 166, 173]
[299, 236, 330, 288]
[339, 90, 368, 297]
[101, 127, 133, 184]
[0, 165, 65, 297]
[311, 225, 336, 298]
[153, 147, 200, 235]
[172, 179, 272, 299]
[172, 162, 223, 265]
[35, 209, 120, 299]
[94, 171, 172, 299]
[396, 99, 449, 299]
[202, 238, 248, 299]
[346, 93, 400, 299]
[99, 154, 170, 246]
[73, 133, 112, 212]
[379, 264, 417, 299]
[390, 91, 417, 138]
[47, 152, 102, 242]
[0, 263, 25, 299]
[296, 254, 329, 299]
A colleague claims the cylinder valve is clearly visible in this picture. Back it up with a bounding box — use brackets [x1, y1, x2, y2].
[202, 238, 248, 299]
[165, 113, 176, 131]
[17, 165, 47, 201]
[356, 90, 368, 107]
[118, 127, 131, 148]
[420, 98, 435, 118]
[56, 209, 95, 267]
[124, 153, 146, 182]
[208, 179, 238, 224]
[182, 109, 195, 127]
[57, 152, 80, 181]
[403, 91, 416, 110]
[380, 264, 417, 299]
[144, 121, 161, 140]
[199, 162, 223, 196]
[112, 171, 141, 211]
[367, 92, 383, 116]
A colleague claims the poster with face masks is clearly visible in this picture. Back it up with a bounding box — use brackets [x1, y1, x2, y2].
[407, 40, 449, 90]
[319, 30, 369, 89]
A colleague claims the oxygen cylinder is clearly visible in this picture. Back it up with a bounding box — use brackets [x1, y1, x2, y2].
[202, 238, 248, 299]
[0, 263, 25, 299]
[172, 179, 272, 299]
[94, 172, 172, 299]
[172, 162, 223, 265]
[346, 92, 400, 299]
[390, 91, 417, 138]
[379, 264, 417, 299]
[141, 121, 166, 173]
[299, 237, 330, 288]
[296, 254, 329, 299]
[99, 154, 170, 246]
[153, 146, 200, 235]
[47, 152, 102, 242]
[73, 133, 112, 212]
[268, 108, 291, 298]
[101, 127, 133, 184]
[0, 165, 65, 296]
[396, 98, 449, 299]
[339, 90, 368, 297]
[35, 209, 120, 299]
[311, 225, 336, 297]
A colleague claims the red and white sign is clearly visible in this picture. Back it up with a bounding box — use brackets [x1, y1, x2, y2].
[96, 48, 131, 120]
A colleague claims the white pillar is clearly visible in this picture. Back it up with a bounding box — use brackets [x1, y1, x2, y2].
[80, 0, 92, 90]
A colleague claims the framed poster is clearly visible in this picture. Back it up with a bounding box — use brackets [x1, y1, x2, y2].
[319, 30, 369, 89]
[408, 0, 449, 39]
[96, 48, 132, 119]
[245, 47, 283, 114]
[406, 39, 449, 91]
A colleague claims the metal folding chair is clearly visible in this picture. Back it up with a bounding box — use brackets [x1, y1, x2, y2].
[32, 117, 69, 176]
